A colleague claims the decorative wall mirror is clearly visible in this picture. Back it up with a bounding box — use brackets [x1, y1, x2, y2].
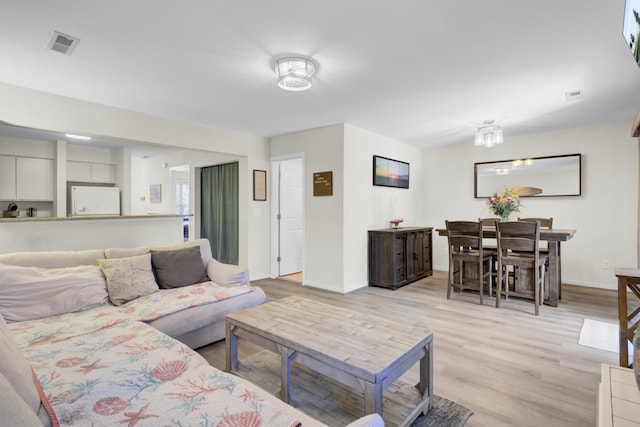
[474, 153, 582, 198]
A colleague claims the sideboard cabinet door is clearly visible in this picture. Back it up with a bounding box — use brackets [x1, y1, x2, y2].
[368, 227, 433, 290]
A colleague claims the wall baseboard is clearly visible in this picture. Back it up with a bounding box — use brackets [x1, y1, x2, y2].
[433, 267, 617, 291]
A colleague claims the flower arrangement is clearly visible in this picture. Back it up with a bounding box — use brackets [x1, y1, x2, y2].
[487, 189, 521, 221]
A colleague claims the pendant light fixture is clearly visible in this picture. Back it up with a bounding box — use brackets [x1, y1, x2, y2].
[474, 120, 504, 148]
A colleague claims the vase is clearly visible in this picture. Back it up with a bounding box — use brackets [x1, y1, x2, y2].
[499, 214, 510, 222]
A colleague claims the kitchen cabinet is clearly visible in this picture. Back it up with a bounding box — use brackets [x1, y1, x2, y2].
[368, 227, 433, 290]
[16, 157, 54, 201]
[67, 161, 116, 183]
[0, 155, 54, 201]
[0, 155, 16, 199]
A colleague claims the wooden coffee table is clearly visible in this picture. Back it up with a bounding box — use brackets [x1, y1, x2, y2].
[225, 296, 434, 426]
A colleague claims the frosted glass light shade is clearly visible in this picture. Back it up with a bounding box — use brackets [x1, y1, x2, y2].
[274, 57, 316, 91]
[474, 120, 504, 148]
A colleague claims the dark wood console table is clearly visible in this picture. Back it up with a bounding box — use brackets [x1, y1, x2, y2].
[368, 227, 433, 290]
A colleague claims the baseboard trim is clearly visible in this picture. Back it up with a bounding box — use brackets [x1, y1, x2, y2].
[302, 280, 345, 294]
[433, 266, 616, 290]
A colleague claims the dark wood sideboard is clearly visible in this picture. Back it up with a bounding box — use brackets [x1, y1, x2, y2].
[368, 227, 433, 290]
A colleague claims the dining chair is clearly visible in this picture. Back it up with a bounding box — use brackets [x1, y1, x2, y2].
[517, 217, 553, 229]
[478, 218, 500, 280]
[445, 220, 493, 305]
[496, 221, 548, 315]
[517, 217, 553, 298]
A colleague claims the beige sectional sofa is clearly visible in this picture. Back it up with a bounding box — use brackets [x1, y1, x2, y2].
[0, 238, 384, 426]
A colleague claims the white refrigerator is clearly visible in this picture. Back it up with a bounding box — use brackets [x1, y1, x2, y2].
[70, 186, 120, 216]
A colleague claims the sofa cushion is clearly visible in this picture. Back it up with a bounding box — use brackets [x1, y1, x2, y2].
[0, 249, 105, 268]
[150, 246, 209, 289]
[98, 254, 159, 306]
[206, 257, 250, 286]
[0, 314, 40, 415]
[105, 239, 213, 268]
[0, 263, 109, 322]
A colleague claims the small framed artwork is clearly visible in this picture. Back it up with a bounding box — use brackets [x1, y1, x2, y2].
[150, 184, 162, 203]
[253, 170, 267, 201]
[313, 171, 333, 196]
[373, 155, 410, 189]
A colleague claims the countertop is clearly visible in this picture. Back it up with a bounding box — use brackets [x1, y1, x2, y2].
[0, 214, 186, 223]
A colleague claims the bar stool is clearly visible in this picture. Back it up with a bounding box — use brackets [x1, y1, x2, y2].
[496, 221, 548, 316]
[445, 220, 493, 305]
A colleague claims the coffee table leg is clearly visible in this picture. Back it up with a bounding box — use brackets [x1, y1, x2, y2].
[364, 381, 383, 416]
[280, 347, 298, 406]
[225, 323, 238, 372]
[418, 340, 433, 413]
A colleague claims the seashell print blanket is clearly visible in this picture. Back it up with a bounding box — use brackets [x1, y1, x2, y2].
[8, 284, 301, 426]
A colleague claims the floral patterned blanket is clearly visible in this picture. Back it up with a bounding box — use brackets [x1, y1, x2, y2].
[118, 282, 256, 321]
[9, 285, 301, 426]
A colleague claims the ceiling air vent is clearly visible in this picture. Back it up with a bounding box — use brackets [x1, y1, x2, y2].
[47, 31, 80, 55]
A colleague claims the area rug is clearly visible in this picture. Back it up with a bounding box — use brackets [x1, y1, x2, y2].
[235, 350, 473, 427]
[578, 318, 633, 353]
[409, 395, 473, 427]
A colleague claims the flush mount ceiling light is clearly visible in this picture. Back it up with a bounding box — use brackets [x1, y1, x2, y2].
[474, 120, 504, 148]
[274, 56, 317, 91]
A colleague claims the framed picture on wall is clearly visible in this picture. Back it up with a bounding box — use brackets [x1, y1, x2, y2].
[150, 184, 162, 203]
[253, 170, 267, 201]
[373, 155, 410, 189]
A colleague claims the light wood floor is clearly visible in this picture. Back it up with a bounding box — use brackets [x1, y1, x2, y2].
[198, 271, 621, 427]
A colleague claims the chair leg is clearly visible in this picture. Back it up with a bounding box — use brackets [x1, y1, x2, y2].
[479, 261, 484, 305]
[534, 265, 540, 316]
[487, 258, 493, 299]
[496, 262, 502, 308]
[447, 258, 454, 300]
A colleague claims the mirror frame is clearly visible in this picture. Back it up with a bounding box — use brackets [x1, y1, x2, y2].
[474, 153, 582, 198]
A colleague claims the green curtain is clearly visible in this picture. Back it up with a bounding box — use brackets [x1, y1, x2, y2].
[200, 162, 239, 264]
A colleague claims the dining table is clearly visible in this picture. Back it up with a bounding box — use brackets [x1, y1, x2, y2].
[436, 226, 576, 307]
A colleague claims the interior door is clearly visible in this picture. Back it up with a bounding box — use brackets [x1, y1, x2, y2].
[278, 158, 304, 276]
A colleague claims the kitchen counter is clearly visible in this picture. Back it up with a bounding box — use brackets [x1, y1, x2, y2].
[0, 214, 186, 223]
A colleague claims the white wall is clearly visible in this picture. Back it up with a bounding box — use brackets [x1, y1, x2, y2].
[129, 149, 268, 275]
[343, 124, 423, 292]
[271, 123, 423, 293]
[422, 120, 638, 289]
[0, 216, 184, 253]
[271, 124, 345, 292]
[0, 82, 271, 278]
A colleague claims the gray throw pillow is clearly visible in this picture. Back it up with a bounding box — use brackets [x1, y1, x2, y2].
[150, 246, 209, 289]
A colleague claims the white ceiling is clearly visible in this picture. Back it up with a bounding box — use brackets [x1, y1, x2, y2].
[0, 0, 639, 149]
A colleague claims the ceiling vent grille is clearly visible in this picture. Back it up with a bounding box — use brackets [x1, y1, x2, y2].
[47, 31, 80, 55]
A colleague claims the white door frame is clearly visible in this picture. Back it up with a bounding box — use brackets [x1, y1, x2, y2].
[270, 153, 305, 279]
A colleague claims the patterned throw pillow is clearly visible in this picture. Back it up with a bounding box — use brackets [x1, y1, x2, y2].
[98, 254, 159, 306]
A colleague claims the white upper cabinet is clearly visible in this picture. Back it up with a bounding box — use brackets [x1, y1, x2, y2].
[67, 161, 116, 183]
[16, 157, 54, 201]
[0, 156, 54, 201]
[0, 155, 17, 199]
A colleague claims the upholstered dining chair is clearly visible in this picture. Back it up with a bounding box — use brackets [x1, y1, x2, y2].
[496, 221, 548, 316]
[445, 220, 493, 305]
